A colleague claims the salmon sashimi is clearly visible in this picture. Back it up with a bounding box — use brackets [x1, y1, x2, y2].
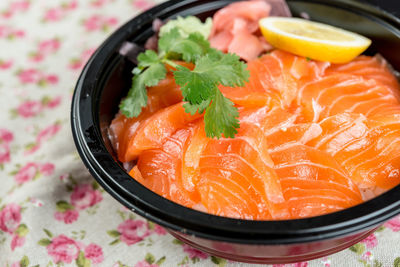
[133, 127, 198, 207]
[180, 108, 290, 219]
[297, 73, 400, 122]
[109, 72, 184, 162]
[127, 103, 201, 161]
[115, 102, 201, 162]
[270, 144, 362, 218]
[221, 50, 327, 109]
[326, 55, 400, 94]
[198, 135, 285, 220]
[181, 121, 208, 203]
[109, 62, 196, 162]
[308, 113, 400, 191]
[241, 107, 362, 218]
[114, 47, 400, 220]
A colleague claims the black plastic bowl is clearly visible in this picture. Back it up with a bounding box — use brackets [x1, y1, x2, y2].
[71, 0, 400, 264]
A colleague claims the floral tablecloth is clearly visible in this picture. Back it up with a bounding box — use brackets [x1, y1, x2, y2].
[1, 0, 400, 266]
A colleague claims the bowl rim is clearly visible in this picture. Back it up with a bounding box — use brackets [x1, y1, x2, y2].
[71, 0, 400, 245]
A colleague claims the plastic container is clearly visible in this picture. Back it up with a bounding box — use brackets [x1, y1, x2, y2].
[71, 0, 400, 263]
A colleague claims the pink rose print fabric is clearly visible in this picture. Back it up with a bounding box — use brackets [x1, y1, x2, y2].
[0, 204, 21, 234]
[70, 184, 102, 210]
[84, 243, 104, 264]
[46, 235, 81, 264]
[1, 0, 400, 266]
[0, 129, 13, 168]
[118, 219, 151, 245]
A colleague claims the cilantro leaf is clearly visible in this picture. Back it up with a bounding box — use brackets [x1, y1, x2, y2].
[183, 99, 211, 115]
[187, 33, 212, 56]
[173, 64, 216, 104]
[137, 50, 160, 68]
[194, 53, 249, 87]
[204, 89, 240, 139]
[119, 75, 147, 118]
[141, 62, 166, 87]
[120, 19, 250, 138]
[174, 52, 249, 105]
[120, 61, 166, 117]
[158, 28, 180, 55]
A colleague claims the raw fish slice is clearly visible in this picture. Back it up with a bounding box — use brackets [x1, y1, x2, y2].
[124, 103, 202, 162]
[240, 104, 321, 152]
[280, 178, 361, 203]
[239, 106, 360, 218]
[239, 106, 304, 139]
[133, 127, 197, 207]
[198, 137, 285, 220]
[237, 123, 289, 218]
[271, 50, 329, 82]
[298, 73, 400, 122]
[266, 122, 322, 153]
[259, 111, 357, 196]
[181, 121, 208, 202]
[222, 55, 286, 108]
[181, 115, 277, 201]
[109, 61, 197, 163]
[307, 113, 369, 155]
[256, 52, 298, 107]
[275, 158, 361, 201]
[340, 118, 400, 190]
[219, 84, 276, 108]
[195, 108, 289, 219]
[218, 56, 284, 108]
[367, 104, 400, 117]
[308, 113, 400, 191]
[270, 144, 362, 218]
[198, 168, 266, 219]
[221, 51, 327, 108]
[326, 55, 400, 93]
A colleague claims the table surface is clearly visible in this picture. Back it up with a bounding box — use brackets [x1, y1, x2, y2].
[1, 0, 400, 266]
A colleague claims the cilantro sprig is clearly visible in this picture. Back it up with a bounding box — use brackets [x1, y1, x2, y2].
[119, 25, 249, 138]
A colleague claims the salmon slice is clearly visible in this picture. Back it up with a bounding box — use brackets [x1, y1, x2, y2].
[242, 107, 362, 218]
[191, 106, 289, 219]
[198, 138, 284, 220]
[110, 71, 184, 162]
[218, 106, 361, 219]
[122, 102, 202, 162]
[219, 55, 283, 108]
[326, 55, 400, 94]
[308, 113, 400, 191]
[110, 62, 195, 163]
[266, 122, 322, 153]
[133, 127, 198, 207]
[181, 121, 208, 203]
[221, 51, 327, 109]
[269, 144, 362, 218]
[298, 73, 400, 122]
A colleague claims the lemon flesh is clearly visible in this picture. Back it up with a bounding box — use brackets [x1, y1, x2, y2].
[259, 17, 372, 63]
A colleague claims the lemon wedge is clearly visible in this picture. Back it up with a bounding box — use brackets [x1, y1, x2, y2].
[259, 17, 371, 63]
